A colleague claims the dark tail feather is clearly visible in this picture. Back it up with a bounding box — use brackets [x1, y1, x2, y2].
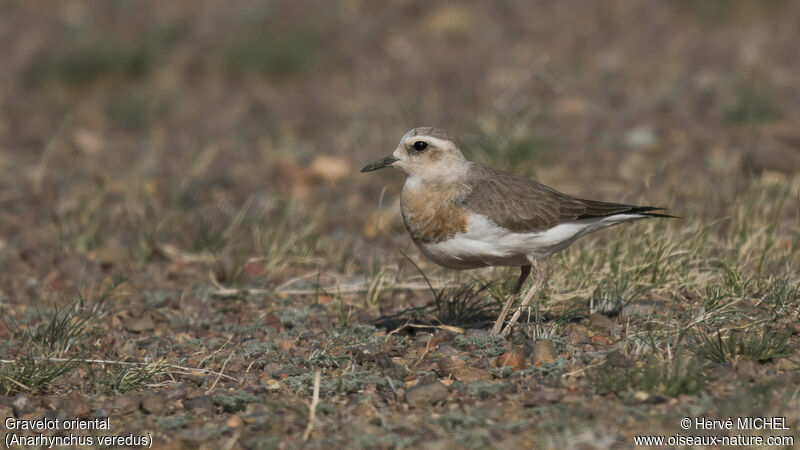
[627, 206, 681, 219]
[577, 201, 681, 220]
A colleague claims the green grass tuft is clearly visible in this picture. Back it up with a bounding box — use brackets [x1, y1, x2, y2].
[692, 327, 793, 363]
[91, 362, 165, 394]
[6, 302, 95, 357]
[590, 352, 708, 397]
[0, 354, 80, 396]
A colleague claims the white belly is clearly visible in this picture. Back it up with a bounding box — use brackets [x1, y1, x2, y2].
[415, 213, 644, 269]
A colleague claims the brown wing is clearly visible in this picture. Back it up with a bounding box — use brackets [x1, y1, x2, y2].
[458, 163, 671, 233]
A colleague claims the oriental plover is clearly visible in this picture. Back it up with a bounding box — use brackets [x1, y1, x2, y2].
[361, 127, 674, 337]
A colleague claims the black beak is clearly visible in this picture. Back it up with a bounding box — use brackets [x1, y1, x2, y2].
[361, 155, 398, 173]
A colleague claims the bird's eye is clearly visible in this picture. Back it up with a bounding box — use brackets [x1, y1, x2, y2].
[412, 141, 428, 151]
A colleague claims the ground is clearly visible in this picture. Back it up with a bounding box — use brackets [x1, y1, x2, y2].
[0, 1, 799, 449]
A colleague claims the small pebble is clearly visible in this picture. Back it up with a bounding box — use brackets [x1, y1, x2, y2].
[11, 394, 35, 417]
[405, 381, 448, 408]
[494, 349, 526, 372]
[141, 395, 166, 414]
[589, 313, 615, 332]
[532, 340, 556, 366]
[225, 415, 244, 428]
[450, 367, 492, 383]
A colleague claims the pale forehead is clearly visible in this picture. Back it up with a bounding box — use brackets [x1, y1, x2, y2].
[401, 127, 455, 147]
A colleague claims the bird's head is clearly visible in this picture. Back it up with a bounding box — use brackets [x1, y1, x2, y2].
[361, 127, 468, 183]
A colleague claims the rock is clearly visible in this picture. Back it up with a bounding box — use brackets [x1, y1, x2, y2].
[163, 387, 188, 402]
[185, 396, 215, 415]
[239, 374, 263, 393]
[625, 126, 657, 149]
[263, 313, 284, 331]
[436, 357, 466, 378]
[567, 325, 590, 345]
[109, 395, 139, 415]
[11, 394, 35, 417]
[437, 344, 461, 356]
[226, 356, 246, 374]
[125, 315, 155, 333]
[351, 398, 377, 418]
[375, 355, 408, 380]
[450, 367, 493, 383]
[65, 391, 91, 418]
[225, 415, 244, 428]
[179, 374, 207, 386]
[141, 395, 166, 414]
[437, 357, 493, 382]
[261, 375, 280, 391]
[263, 363, 281, 377]
[532, 341, 556, 366]
[735, 361, 760, 381]
[589, 313, 615, 332]
[405, 381, 448, 408]
[494, 349, 526, 372]
[473, 357, 490, 369]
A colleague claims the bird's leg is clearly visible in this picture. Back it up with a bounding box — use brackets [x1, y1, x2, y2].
[500, 259, 544, 337]
[491, 265, 531, 336]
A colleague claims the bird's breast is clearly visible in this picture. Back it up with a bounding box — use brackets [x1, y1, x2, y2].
[400, 184, 468, 245]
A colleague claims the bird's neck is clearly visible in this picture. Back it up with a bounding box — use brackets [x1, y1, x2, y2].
[403, 161, 471, 191]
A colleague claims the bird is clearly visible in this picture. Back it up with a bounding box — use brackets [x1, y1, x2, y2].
[361, 127, 674, 337]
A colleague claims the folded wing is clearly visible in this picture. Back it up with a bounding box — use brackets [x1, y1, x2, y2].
[459, 163, 674, 234]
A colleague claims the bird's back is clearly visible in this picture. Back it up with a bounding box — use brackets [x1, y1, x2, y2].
[459, 162, 670, 233]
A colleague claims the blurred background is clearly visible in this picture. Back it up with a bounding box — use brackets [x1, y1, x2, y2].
[1, 0, 798, 303]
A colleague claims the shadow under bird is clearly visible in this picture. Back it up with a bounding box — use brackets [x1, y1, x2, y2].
[362, 127, 675, 336]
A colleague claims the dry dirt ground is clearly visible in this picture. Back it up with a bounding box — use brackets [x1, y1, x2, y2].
[0, 1, 799, 449]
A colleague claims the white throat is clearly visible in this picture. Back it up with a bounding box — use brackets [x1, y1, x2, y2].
[405, 160, 470, 188]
